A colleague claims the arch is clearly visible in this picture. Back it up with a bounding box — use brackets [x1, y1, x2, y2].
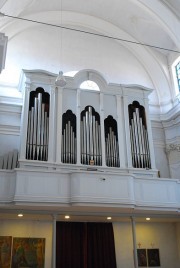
[136, 0, 180, 48]
[73, 69, 107, 90]
[0, 10, 173, 108]
[80, 80, 100, 91]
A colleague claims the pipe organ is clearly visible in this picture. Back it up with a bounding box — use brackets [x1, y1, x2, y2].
[128, 102, 151, 169]
[104, 116, 120, 167]
[81, 106, 102, 166]
[61, 110, 76, 164]
[21, 70, 156, 174]
[26, 88, 50, 161]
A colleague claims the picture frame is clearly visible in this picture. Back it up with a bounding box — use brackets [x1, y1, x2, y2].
[12, 237, 45, 268]
[0, 236, 12, 268]
[137, 248, 147, 267]
[147, 248, 160, 267]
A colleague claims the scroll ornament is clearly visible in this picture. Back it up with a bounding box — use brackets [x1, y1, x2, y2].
[165, 144, 180, 153]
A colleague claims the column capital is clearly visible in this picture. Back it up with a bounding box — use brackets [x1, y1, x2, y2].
[166, 143, 180, 153]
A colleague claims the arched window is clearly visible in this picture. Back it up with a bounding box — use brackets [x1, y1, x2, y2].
[172, 56, 180, 95]
[80, 80, 100, 91]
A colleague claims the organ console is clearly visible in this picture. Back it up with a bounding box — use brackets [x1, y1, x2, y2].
[19, 69, 156, 174]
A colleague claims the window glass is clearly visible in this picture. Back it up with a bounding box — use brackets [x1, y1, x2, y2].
[80, 80, 100, 91]
[172, 56, 180, 95]
[175, 61, 180, 92]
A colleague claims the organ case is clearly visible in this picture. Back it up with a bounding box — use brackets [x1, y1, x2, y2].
[19, 70, 156, 175]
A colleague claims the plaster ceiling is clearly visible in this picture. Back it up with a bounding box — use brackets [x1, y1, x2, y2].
[0, 0, 179, 112]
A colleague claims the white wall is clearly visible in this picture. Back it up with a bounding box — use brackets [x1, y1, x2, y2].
[0, 219, 53, 268]
[168, 150, 180, 179]
[0, 219, 180, 268]
[113, 222, 134, 268]
[114, 221, 180, 268]
[0, 134, 20, 156]
[0, 102, 21, 157]
[136, 222, 180, 268]
[153, 146, 170, 178]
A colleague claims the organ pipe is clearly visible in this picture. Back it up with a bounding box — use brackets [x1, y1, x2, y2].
[129, 105, 151, 169]
[26, 91, 49, 161]
[81, 106, 102, 166]
[105, 127, 120, 167]
[61, 110, 76, 164]
[104, 116, 120, 167]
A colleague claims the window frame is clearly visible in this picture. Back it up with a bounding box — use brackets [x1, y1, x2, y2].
[172, 56, 180, 96]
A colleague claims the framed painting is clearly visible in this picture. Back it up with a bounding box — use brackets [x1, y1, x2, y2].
[137, 248, 147, 267]
[0, 236, 12, 268]
[147, 248, 160, 267]
[12, 237, 45, 268]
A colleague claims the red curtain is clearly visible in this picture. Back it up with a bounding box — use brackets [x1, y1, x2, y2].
[56, 222, 117, 268]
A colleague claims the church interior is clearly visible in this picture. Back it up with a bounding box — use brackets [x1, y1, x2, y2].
[0, 0, 180, 267]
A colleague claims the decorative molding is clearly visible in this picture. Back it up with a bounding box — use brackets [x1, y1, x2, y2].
[165, 144, 180, 153]
[153, 141, 166, 148]
[160, 102, 180, 122]
[0, 125, 20, 135]
[151, 120, 164, 129]
[149, 102, 180, 122]
[51, 86, 56, 95]
[0, 103, 22, 114]
[0, 96, 23, 106]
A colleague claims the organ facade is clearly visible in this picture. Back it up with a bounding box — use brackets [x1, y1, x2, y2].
[19, 69, 156, 177]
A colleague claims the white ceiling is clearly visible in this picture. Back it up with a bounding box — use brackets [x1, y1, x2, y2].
[0, 0, 180, 112]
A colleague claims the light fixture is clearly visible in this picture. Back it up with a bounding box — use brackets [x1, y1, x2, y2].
[146, 217, 150, 221]
[18, 213, 23, 217]
[107, 216, 112, 220]
[55, 71, 66, 87]
[65, 215, 70, 219]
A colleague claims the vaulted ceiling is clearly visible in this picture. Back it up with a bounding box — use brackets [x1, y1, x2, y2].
[0, 0, 179, 114]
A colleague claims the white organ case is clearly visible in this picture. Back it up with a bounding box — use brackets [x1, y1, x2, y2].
[19, 69, 157, 178]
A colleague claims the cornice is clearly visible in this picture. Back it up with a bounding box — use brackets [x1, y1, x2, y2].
[160, 102, 180, 122]
[153, 141, 166, 148]
[0, 96, 23, 107]
[0, 125, 20, 136]
[0, 102, 22, 114]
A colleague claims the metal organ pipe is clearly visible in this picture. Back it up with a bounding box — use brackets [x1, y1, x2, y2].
[26, 111, 31, 159]
[81, 106, 102, 166]
[29, 107, 34, 159]
[36, 93, 42, 160]
[61, 110, 76, 164]
[26, 92, 49, 161]
[104, 115, 120, 168]
[92, 116, 97, 165]
[105, 126, 120, 167]
[33, 97, 38, 160]
[40, 103, 45, 160]
[129, 107, 151, 169]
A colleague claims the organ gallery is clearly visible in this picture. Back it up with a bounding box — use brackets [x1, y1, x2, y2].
[19, 69, 156, 177]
